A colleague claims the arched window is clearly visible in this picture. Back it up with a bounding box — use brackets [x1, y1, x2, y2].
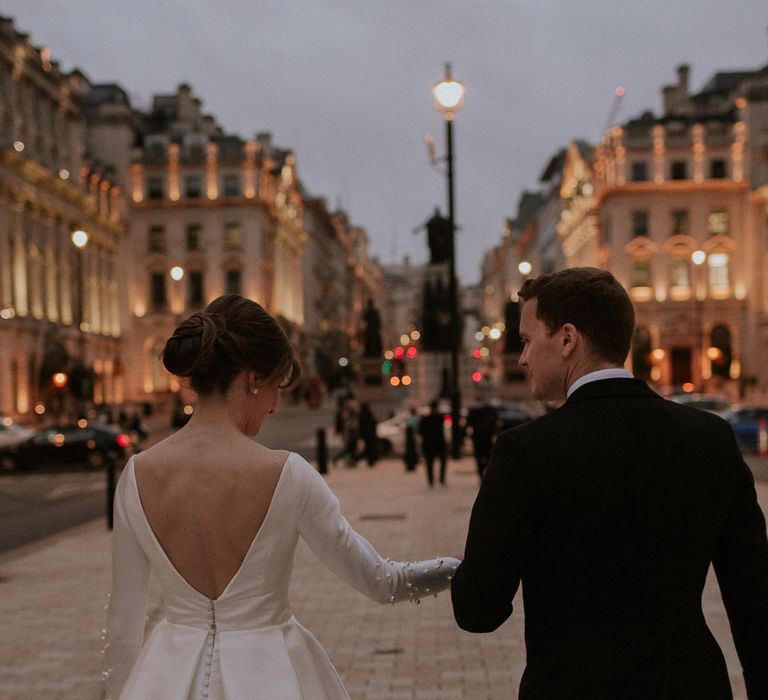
[708, 324, 732, 379]
[668, 257, 691, 300]
[707, 253, 730, 298]
[631, 326, 652, 381]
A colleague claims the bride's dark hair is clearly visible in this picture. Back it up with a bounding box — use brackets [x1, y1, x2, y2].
[162, 295, 300, 395]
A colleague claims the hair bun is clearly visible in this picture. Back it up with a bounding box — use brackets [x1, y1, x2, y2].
[162, 312, 227, 380]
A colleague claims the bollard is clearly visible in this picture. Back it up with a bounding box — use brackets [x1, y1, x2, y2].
[758, 416, 768, 457]
[317, 427, 328, 475]
[106, 455, 117, 530]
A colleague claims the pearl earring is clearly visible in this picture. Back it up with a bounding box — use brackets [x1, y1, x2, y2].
[251, 387, 259, 395]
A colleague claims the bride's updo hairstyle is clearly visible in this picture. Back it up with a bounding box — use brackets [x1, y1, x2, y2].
[162, 294, 300, 396]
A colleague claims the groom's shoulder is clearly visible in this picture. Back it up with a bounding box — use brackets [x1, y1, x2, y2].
[497, 406, 563, 447]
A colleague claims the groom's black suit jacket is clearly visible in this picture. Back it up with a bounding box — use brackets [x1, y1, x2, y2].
[451, 379, 768, 699]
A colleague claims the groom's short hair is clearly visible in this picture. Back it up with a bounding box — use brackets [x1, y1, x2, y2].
[518, 267, 635, 365]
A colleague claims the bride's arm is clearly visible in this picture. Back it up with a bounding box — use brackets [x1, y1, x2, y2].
[295, 458, 459, 604]
[103, 472, 151, 699]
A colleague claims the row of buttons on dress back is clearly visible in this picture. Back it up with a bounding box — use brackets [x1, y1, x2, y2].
[201, 599, 217, 699]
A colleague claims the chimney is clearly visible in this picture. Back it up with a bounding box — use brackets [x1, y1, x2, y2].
[677, 64, 690, 94]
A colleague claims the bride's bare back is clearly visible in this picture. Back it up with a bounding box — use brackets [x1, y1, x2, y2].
[133, 432, 289, 599]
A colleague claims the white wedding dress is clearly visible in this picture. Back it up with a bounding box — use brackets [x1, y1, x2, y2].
[104, 452, 459, 699]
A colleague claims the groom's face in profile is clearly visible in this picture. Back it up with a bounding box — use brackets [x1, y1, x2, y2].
[518, 298, 566, 401]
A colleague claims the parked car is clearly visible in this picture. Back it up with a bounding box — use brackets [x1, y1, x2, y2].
[0, 421, 133, 471]
[0, 418, 33, 470]
[728, 406, 768, 453]
[492, 400, 539, 432]
[667, 393, 734, 420]
[376, 410, 425, 457]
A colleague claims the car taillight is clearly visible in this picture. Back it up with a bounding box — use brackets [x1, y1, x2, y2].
[116, 433, 131, 448]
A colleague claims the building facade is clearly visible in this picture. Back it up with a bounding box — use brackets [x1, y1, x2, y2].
[594, 64, 768, 396]
[0, 17, 124, 419]
[87, 85, 307, 402]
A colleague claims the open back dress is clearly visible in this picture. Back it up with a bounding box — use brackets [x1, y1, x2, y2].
[104, 452, 459, 699]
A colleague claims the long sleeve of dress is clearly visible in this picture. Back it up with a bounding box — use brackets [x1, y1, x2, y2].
[104, 472, 151, 700]
[295, 457, 459, 604]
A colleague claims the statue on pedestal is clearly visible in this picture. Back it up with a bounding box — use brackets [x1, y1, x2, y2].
[362, 299, 383, 358]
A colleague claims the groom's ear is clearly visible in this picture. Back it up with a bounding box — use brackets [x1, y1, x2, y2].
[560, 323, 579, 358]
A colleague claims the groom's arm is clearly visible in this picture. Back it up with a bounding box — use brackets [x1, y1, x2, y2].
[451, 431, 534, 632]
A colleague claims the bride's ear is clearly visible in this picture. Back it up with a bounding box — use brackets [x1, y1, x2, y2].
[245, 370, 260, 395]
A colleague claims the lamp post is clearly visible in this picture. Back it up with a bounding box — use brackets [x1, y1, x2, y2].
[170, 265, 185, 317]
[691, 250, 707, 390]
[71, 229, 89, 328]
[432, 63, 465, 458]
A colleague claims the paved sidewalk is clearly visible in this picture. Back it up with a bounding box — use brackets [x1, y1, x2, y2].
[1, 455, 765, 699]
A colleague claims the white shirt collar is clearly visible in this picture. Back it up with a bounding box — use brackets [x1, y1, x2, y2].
[567, 368, 634, 398]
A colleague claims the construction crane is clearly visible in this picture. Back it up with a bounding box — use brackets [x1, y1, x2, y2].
[603, 86, 625, 135]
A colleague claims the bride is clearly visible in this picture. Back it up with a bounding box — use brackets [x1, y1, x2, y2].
[104, 294, 459, 700]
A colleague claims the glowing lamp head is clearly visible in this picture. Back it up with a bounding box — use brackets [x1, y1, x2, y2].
[518, 261, 532, 275]
[691, 250, 706, 266]
[432, 63, 465, 115]
[71, 230, 89, 248]
[170, 266, 184, 281]
[52, 372, 68, 388]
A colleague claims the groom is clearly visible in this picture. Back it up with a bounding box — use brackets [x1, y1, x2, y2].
[451, 268, 768, 699]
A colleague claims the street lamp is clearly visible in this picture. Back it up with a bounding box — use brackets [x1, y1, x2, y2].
[518, 260, 532, 276]
[691, 249, 707, 390]
[432, 63, 465, 458]
[71, 229, 89, 329]
[170, 266, 185, 316]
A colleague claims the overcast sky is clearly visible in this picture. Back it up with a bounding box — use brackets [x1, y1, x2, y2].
[3, 2, 767, 283]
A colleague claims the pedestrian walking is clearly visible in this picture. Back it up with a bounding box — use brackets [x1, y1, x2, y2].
[452, 268, 768, 699]
[466, 401, 498, 478]
[333, 397, 360, 467]
[357, 401, 379, 467]
[404, 406, 420, 472]
[418, 400, 447, 487]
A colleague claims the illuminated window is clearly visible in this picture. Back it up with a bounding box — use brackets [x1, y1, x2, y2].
[669, 258, 690, 288]
[631, 260, 652, 287]
[223, 222, 242, 250]
[708, 210, 729, 236]
[671, 210, 689, 236]
[708, 253, 730, 291]
[709, 324, 732, 378]
[148, 225, 166, 253]
[631, 210, 649, 238]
